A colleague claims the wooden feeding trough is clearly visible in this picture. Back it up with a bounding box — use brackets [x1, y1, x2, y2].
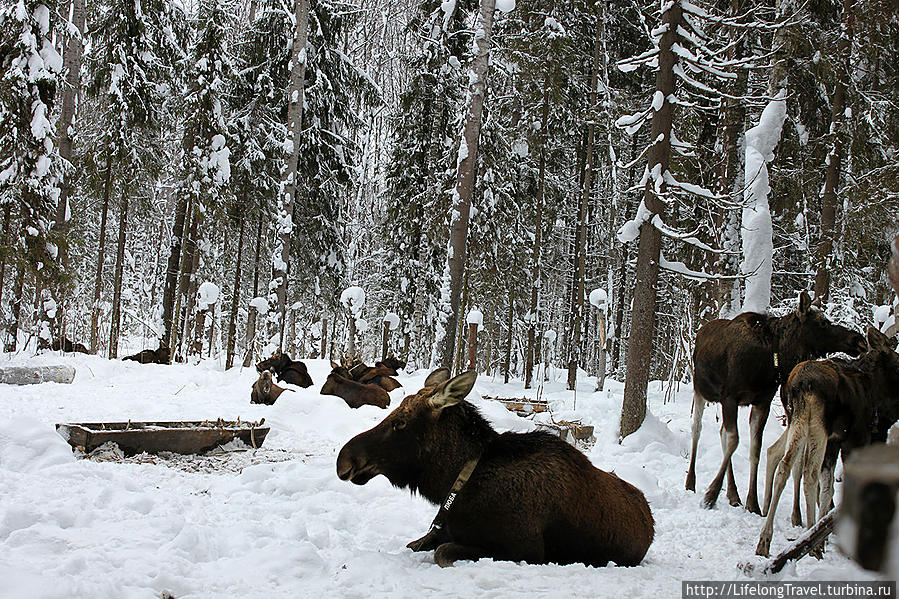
[55, 418, 270, 456]
[536, 420, 595, 447]
[484, 395, 549, 417]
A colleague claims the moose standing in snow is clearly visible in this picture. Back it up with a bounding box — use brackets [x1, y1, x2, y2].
[687, 291, 866, 513]
[337, 369, 654, 567]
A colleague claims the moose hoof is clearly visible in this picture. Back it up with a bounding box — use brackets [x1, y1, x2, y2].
[434, 544, 457, 568]
[701, 493, 718, 509]
[728, 494, 743, 508]
[407, 530, 441, 552]
[685, 473, 696, 492]
[745, 500, 761, 516]
[756, 536, 771, 557]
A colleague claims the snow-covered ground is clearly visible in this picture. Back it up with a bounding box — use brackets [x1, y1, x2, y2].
[0, 354, 882, 598]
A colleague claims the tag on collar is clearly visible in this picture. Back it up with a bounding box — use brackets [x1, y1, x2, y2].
[773, 353, 779, 367]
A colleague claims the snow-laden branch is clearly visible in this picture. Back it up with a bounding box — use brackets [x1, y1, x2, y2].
[660, 253, 751, 281]
[651, 215, 731, 254]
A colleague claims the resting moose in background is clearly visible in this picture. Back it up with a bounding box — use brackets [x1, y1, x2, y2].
[377, 356, 406, 372]
[321, 371, 390, 409]
[38, 336, 90, 354]
[687, 291, 867, 513]
[123, 345, 171, 364]
[336, 369, 655, 567]
[251, 370, 292, 405]
[331, 360, 402, 392]
[756, 327, 899, 556]
[256, 351, 313, 388]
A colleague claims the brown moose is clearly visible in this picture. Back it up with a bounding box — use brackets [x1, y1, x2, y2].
[756, 326, 899, 556]
[123, 345, 171, 364]
[687, 291, 866, 513]
[336, 369, 654, 567]
[321, 370, 390, 409]
[256, 351, 313, 388]
[251, 370, 293, 405]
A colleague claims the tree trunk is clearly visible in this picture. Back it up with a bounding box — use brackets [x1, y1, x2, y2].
[813, 0, 852, 304]
[271, 0, 311, 348]
[54, 0, 86, 269]
[226, 214, 245, 369]
[108, 195, 128, 358]
[381, 319, 389, 361]
[620, 2, 681, 439]
[162, 194, 189, 355]
[437, 0, 496, 370]
[5, 259, 25, 352]
[467, 322, 477, 372]
[504, 288, 513, 384]
[320, 316, 328, 359]
[172, 197, 195, 361]
[525, 77, 550, 390]
[243, 211, 264, 367]
[90, 148, 113, 354]
[567, 6, 601, 391]
[0, 203, 11, 313]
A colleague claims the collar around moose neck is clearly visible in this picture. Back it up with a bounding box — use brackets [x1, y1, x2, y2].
[424, 455, 481, 536]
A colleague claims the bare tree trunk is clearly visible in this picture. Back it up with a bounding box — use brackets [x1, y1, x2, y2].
[813, 0, 852, 304]
[504, 288, 513, 383]
[381, 319, 389, 361]
[162, 194, 188, 356]
[5, 259, 25, 352]
[108, 195, 128, 358]
[54, 0, 86, 269]
[467, 322, 477, 371]
[525, 78, 549, 390]
[226, 214, 245, 369]
[567, 6, 601, 391]
[0, 203, 11, 313]
[271, 0, 311, 347]
[437, 0, 496, 370]
[620, 3, 681, 439]
[90, 148, 113, 354]
[320, 316, 327, 359]
[243, 211, 263, 367]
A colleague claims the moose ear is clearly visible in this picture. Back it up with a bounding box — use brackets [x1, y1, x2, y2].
[424, 367, 450, 387]
[798, 291, 812, 317]
[428, 370, 477, 411]
[330, 359, 339, 369]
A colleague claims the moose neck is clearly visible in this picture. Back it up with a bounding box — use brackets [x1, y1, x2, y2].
[767, 314, 809, 384]
[415, 402, 498, 506]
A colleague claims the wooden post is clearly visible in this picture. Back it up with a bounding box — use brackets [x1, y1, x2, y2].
[467, 322, 478, 372]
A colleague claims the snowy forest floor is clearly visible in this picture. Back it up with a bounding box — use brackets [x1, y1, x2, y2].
[0, 353, 884, 598]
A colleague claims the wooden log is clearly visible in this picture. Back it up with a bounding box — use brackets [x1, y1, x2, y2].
[757, 508, 836, 575]
[0, 365, 76, 385]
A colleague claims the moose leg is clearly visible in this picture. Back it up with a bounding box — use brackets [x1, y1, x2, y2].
[685, 392, 705, 492]
[817, 442, 840, 516]
[703, 402, 738, 509]
[407, 527, 450, 552]
[745, 403, 770, 514]
[435, 535, 545, 568]
[762, 430, 787, 517]
[756, 423, 805, 557]
[791, 455, 804, 527]
[723, 427, 741, 507]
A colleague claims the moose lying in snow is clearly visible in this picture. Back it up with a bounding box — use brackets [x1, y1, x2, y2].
[251, 370, 292, 405]
[687, 291, 866, 513]
[755, 327, 899, 557]
[123, 345, 171, 364]
[38, 336, 90, 354]
[321, 370, 390, 409]
[330, 360, 402, 392]
[336, 369, 654, 567]
[256, 351, 313, 388]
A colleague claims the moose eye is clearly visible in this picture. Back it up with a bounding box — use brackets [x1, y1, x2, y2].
[393, 419, 406, 431]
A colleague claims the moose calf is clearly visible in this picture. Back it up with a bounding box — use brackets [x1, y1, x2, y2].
[756, 327, 899, 557]
[337, 369, 654, 567]
[251, 370, 291, 405]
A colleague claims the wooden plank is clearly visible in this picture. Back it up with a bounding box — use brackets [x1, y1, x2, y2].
[55, 420, 269, 456]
